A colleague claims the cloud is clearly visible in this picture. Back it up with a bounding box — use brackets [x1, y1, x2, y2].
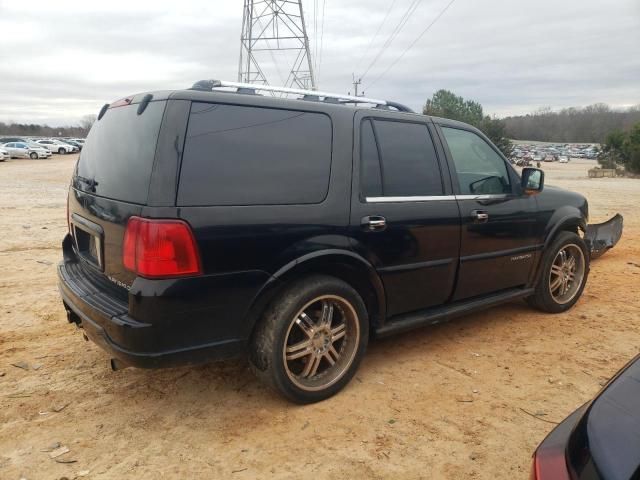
[0, 0, 638, 125]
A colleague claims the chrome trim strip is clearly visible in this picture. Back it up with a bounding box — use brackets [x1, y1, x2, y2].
[366, 195, 457, 202]
[456, 194, 509, 200]
[365, 194, 509, 203]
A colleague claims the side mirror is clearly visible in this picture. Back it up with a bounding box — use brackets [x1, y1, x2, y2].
[521, 167, 544, 194]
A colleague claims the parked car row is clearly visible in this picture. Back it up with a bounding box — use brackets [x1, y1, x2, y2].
[0, 136, 85, 160]
[510, 142, 600, 165]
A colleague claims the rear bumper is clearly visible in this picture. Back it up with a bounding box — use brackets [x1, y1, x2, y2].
[59, 281, 244, 368]
[57, 256, 257, 368]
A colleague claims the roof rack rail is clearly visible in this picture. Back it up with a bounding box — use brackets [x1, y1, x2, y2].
[190, 80, 414, 113]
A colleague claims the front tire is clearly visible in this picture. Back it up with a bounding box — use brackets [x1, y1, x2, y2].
[249, 275, 369, 404]
[58, 148, 65, 155]
[527, 231, 589, 313]
[29, 152, 38, 159]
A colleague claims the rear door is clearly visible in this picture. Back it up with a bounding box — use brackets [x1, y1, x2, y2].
[350, 112, 461, 317]
[436, 124, 540, 300]
[68, 98, 169, 287]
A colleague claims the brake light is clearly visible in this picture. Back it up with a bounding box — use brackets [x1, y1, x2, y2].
[530, 449, 571, 480]
[123, 217, 201, 278]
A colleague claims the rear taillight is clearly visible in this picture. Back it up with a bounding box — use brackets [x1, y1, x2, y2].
[123, 217, 201, 278]
[530, 449, 571, 480]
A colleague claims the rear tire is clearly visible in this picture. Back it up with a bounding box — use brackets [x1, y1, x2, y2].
[249, 275, 369, 404]
[58, 148, 65, 155]
[527, 231, 589, 313]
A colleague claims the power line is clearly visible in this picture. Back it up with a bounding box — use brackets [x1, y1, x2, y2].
[314, 0, 319, 76]
[365, 0, 457, 90]
[354, 0, 398, 75]
[317, 0, 327, 85]
[359, 0, 423, 81]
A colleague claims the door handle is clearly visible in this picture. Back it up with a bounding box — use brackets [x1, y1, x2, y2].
[471, 210, 489, 223]
[361, 215, 387, 231]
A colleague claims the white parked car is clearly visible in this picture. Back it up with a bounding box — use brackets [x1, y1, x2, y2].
[36, 139, 75, 154]
[558, 156, 569, 163]
[0, 147, 9, 161]
[26, 141, 52, 158]
[2, 141, 49, 159]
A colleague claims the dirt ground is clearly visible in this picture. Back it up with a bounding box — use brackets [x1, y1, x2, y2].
[1, 156, 639, 480]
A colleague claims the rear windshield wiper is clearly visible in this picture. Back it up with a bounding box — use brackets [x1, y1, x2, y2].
[75, 175, 99, 192]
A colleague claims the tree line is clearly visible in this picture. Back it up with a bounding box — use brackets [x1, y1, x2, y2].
[503, 104, 640, 143]
[0, 114, 96, 138]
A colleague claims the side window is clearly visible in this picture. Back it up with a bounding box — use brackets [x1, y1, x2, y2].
[360, 119, 443, 198]
[441, 127, 511, 195]
[178, 103, 332, 206]
[6, 143, 15, 147]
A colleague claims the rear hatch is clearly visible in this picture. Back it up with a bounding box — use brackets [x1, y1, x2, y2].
[68, 97, 168, 289]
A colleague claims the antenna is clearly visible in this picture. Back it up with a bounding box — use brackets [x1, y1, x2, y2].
[238, 0, 316, 90]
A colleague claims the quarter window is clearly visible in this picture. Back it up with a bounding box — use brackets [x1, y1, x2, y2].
[178, 103, 332, 206]
[360, 119, 443, 198]
[441, 127, 511, 195]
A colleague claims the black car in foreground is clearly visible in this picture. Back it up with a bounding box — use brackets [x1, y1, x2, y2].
[531, 354, 640, 480]
[58, 80, 622, 403]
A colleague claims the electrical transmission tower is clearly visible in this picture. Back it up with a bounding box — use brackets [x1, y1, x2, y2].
[238, 0, 316, 90]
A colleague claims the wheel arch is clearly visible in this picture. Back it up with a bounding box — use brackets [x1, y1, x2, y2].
[242, 250, 386, 340]
[544, 211, 587, 249]
[530, 212, 588, 288]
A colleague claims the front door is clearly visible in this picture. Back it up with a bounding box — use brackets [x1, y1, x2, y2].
[350, 113, 461, 317]
[437, 124, 540, 301]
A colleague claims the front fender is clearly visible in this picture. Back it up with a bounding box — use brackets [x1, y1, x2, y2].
[543, 207, 587, 249]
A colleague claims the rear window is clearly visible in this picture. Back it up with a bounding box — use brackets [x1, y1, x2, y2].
[360, 119, 443, 198]
[73, 101, 166, 204]
[177, 103, 332, 206]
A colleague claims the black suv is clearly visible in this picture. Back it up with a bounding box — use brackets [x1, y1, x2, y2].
[59, 80, 593, 403]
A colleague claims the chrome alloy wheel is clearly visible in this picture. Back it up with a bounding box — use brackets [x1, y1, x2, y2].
[282, 295, 360, 392]
[549, 243, 586, 304]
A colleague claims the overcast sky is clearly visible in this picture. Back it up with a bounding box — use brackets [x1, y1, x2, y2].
[0, 0, 638, 126]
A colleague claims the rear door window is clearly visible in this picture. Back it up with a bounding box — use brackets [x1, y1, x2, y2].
[177, 103, 332, 206]
[73, 100, 167, 204]
[361, 119, 443, 198]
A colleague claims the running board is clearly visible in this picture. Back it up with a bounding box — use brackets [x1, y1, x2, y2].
[376, 287, 535, 338]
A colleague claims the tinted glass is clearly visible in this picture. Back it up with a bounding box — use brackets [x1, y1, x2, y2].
[441, 127, 511, 195]
[360, 119, 382, 197]
[74, 101, 166, 204]
[178, 103, 332, 206]
[373, 120, 443, 196]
